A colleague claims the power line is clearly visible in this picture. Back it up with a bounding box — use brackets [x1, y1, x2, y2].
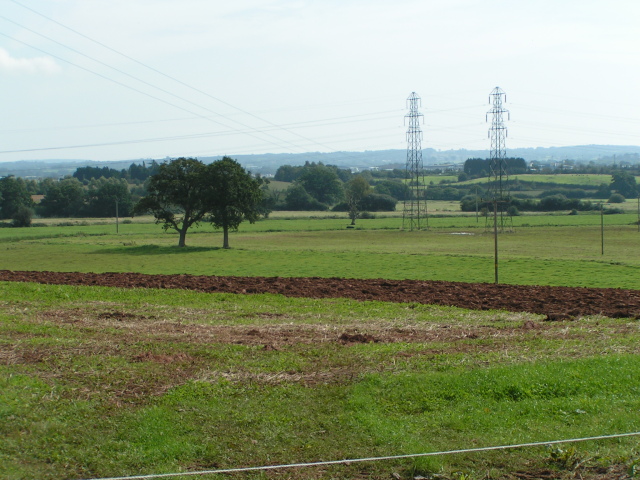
[6, 0, 355, 155]
[0, 35, 325, 157]
[77, 431, 640, 480]
[0, 112, 405, 155]
[0, 30, 308, 155]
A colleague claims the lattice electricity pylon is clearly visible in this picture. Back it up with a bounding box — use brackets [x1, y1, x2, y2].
[402, 92, 427, 231]
[486, 86, 512, 232]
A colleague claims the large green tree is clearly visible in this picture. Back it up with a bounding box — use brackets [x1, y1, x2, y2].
[284, 184, 328, 211]
[85, 178, 133, 217]
[374, 180, 411, 201]
[610, 171, 638, 198]
[205, 157, 265, 249]
[134, 158, 209, 247]
[0, 176, 33, 220]
[39, 177, 85, 217]
[297, 163, 344, 205]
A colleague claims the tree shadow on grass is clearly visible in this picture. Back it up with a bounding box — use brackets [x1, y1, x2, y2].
[92, 245, 225, 255]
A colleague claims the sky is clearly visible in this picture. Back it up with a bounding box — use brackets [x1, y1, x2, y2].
[0, 0, 639, 163]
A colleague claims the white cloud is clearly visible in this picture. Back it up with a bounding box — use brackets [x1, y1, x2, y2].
[0, 48, 61, 74]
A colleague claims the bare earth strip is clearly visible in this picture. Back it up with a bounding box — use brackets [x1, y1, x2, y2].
[1, 270, 639, 318]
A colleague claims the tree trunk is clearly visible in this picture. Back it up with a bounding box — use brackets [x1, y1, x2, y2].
[178, 229, 187, 247]
[223, 225, 230, 249]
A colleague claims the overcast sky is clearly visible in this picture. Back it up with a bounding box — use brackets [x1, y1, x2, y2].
[1, 0, 639, 163]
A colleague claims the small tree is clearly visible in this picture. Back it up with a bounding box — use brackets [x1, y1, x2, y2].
[507, 205, 520, 216]
[205, 157, 265, 249]
[134, 158, 209, 247]
[12, 205, 33, 227]
[344, 176, 370, 225]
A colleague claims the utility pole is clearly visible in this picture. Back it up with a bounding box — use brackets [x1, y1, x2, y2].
[402, 92, 426, 231]
[475, 185, 479, 223]
[601, 202, 605, 255]
[486, 87, 511, 283]
[486, 86, 512, 234]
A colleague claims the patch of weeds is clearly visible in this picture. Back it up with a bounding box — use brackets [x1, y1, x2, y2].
[546, 445, 588, 471]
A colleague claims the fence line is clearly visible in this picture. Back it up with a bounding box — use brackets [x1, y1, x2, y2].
[79, 431, 640, 480]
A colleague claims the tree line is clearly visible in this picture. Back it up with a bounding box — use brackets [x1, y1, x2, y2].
[0, 161, 163, 225]
[0, 175, 135, 225]
[2, 156, 636, 233]
[72, 161, 161, 183]
[270, 162, 399, 213]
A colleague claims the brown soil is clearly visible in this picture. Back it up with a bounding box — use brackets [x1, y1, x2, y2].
[1, 270, 639, 318]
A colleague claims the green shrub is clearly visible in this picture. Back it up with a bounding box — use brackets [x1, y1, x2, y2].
[608, 193, 626, 203]
[507, 205, 520, 216]
[12, 206, 33, 227]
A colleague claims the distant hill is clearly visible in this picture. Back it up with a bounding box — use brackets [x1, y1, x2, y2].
[1, 145, 639, 178]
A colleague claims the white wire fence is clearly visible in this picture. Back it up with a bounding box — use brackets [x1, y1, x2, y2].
[79, 431, 640, 480]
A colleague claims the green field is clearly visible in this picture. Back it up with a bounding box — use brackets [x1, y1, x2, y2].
[1, 213, 640, 480]
[458, 173, 633, 187]
[1, 282, 639, 480]
[1, 213, 639, 288]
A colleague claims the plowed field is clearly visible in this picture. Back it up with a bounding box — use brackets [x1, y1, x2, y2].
[1, 270, 639, 319]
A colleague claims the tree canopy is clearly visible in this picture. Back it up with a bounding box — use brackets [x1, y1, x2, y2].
[463, 157, 527, 177]
[0, 176, 33, 221]
[204, 157, 265, 249]
[610, 171, 638, 198]
[297, 163, 344, 205]
[85, 178, 133, 218]
[284, 184, 328, 211]
[134, 158, 210, 247]
[39, 177, 85, 218]
[134, 157, 265, 248]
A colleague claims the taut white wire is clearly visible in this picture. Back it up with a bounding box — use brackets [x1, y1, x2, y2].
[79, 431, 640, 480]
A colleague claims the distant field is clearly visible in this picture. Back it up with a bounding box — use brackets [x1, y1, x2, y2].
[1, 214, 639, 289]
[460, 173, 640, 187]
[422, 175, 459, 184]
[265, 179, 290, 190]
[459, 174, 613, 186]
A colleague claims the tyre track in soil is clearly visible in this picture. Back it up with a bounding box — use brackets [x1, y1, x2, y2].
[1, 270, 639, 319]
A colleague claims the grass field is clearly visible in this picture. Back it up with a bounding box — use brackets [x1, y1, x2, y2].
[1, 214, 639, 288]
[1, 281, 639, 480]
[2, 212, 640, 480]
[458, 174, 631, 187]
